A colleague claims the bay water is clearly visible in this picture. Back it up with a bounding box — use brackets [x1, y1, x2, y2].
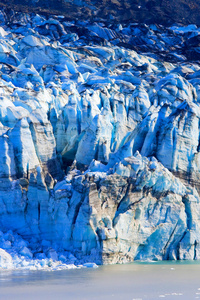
[0, 261, 200, 299]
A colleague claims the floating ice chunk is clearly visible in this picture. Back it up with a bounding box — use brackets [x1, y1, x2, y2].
[83, 262, 98, 268]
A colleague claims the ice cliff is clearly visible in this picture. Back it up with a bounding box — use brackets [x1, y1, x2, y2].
[1, 9, 200, 266]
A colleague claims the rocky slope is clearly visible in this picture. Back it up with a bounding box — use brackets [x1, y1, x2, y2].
[1, 8, 200, 266]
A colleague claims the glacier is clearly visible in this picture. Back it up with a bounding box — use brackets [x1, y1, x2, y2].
[1, 8, 200, 268]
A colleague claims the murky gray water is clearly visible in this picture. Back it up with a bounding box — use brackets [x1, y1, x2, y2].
[0, 261, 200, 300]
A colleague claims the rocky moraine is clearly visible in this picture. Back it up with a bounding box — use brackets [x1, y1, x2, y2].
[0, 8, 200, 269]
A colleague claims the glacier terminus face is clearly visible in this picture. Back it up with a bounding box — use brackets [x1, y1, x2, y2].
[0, 8, 200, 268]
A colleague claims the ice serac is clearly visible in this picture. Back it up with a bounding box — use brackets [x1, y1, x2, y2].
[1, 9, 200, 266]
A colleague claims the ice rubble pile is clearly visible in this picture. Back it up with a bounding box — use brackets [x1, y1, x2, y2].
[0, 229, 98, 270]
[1, 9, 200, 267]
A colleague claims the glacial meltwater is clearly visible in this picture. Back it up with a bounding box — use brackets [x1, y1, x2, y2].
[0, 261, 200, 300]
